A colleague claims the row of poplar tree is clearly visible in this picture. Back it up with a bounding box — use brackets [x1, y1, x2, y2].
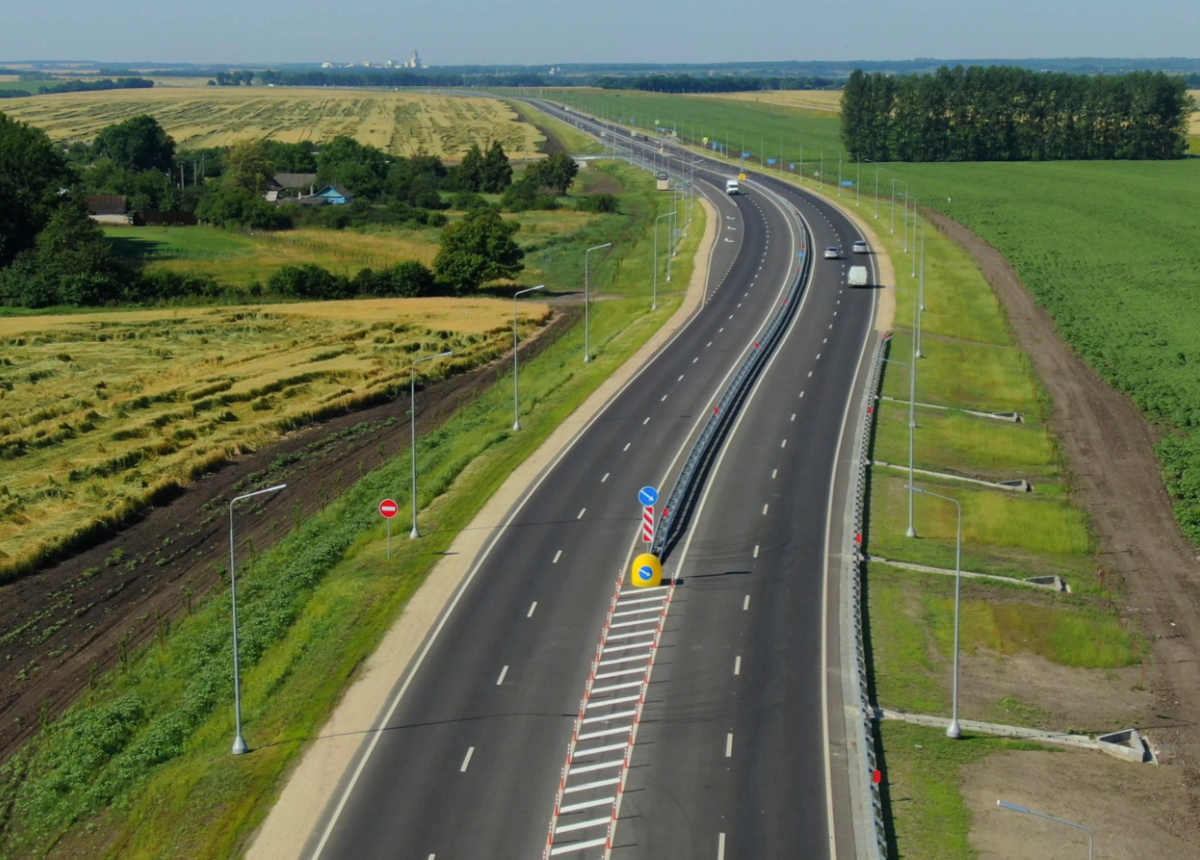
[840, 66, 1194, 162]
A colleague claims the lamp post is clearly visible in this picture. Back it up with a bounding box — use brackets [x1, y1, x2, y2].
[892, 284, 921, 536]
[996, 801, 1093, 860]
[583, 243, 612, 362]
[410, 350, 453, 538]
[228, 482, 287, 755]
[654, 212, 671, 310]
[908, 484, 962, 738]
[910, 196, 919, 278]
[512, 285, 545, 430]
[894, 180, 908, 241]
[885, 354, 917, 539]
[917, 219, 927, 356]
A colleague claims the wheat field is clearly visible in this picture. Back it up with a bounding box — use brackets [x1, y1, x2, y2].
[690, 90, 843, 114]
[0, 87, 546, 158]
[0, 296, 549, 579]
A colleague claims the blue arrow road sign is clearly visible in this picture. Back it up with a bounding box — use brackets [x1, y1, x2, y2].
[637, 565, 656, 582]
[638, 486, 659, 506]
[742, 152, 751, 158]
[767, 158, 777, 164]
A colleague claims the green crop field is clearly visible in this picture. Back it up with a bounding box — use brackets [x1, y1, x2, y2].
[865, 159, 1200, 541]
[511, 87, 847, 164]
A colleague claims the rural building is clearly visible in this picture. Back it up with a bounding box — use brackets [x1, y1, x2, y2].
[86, 195, 131, 225]
[266, 173, 318, 202]
[303, 185, 354, 206]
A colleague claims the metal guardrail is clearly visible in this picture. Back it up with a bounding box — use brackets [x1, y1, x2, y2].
[651, 203, 812, 558]
[852, 332, 892, 858]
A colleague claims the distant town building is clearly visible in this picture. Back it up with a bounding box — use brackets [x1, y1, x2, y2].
[321, 61, 334, 68]
[404, 50, 424, 69]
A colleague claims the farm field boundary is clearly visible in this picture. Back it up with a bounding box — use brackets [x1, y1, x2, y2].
[0, 166, 709, 859]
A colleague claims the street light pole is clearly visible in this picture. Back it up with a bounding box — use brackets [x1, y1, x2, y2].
[653, 213, 670, 309]
[885, 354, 917, 538]
[228, 482, 287, 755]
[583, 242, 612, 362]
[410, 350, 453, 538]
[917, 220, 927, 356]
[512, 285, 545, 430]
[909, 484, 963, 738]
[996, 801, 1094, 860]
[910, 196, 919, 278]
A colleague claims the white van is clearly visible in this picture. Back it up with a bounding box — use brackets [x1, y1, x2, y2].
[725, 179, 740, 195]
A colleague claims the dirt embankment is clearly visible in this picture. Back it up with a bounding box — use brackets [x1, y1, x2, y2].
[0, 308, 578, 765]
[925, 208, 1200, 801]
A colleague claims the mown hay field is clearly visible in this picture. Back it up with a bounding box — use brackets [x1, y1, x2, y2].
[0, 87, 546, 158]
[0, 297, 549, 580]
[690, 89, 843, 114]
[1190, 90, 1200, 135]
[106, 225, 444, 287]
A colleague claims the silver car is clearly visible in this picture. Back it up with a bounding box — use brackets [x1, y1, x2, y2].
[853, 239, 869, 254]
[823, 246, 841, 260]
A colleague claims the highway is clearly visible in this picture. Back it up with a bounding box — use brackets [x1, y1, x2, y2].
[304, 101, 879, 860]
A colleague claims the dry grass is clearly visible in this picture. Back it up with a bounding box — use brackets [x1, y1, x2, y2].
[691, 89, 843, 114]
[0, 297, 548, 579]
[1189, 91, 1200, 136]
[0, 87, 545, 158]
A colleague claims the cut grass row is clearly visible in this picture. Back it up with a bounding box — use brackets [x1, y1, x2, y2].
[0, 160, 705, 858]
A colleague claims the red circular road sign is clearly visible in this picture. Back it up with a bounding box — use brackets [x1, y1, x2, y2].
[379, 499, 399, 519]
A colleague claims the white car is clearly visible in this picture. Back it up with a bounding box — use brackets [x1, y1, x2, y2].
[824, 246, 841, 260]
[725, 179, 740, 195]
[853, 239, 869, 254]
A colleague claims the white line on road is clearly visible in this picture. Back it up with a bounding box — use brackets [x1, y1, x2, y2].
[693, 357, 699, 363]
[460, 747, 474, 772]
[781, 439, 787, 448]
[753, 544, 759, 558]
[816, 353, 821, 360]
[824, 338, 828, 344]
[496, 666, 508, 685]
[743, 595, 750, 610]
[577, 508, 586, 519]
[734, 655, 742, 675]
[800, 390, 805, 398]
[661, 395, 668, 402]
[643, 416, 651, 425]
[808, 371, 813, 377]
[726, 733, 734, 757]
[527, 601, 537, 617]
[678, 374, 684, 382]
[719, 327, 724, 333]
[718, 832, 726, 860]
[623, 442, 631, 451]
[559, 796, 618, 814]
[553, 550, 562, 563]
[762, 503, 769, 515]
[706, 341, 712, 348]
[562, 776, 621, 794]
[601, 472, 609, 483]
[791, 413, 796, 421]
[771, 469, 777, 479]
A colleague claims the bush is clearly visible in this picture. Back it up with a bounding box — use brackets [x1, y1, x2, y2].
[352, 261, 437, 298]
[125, 271, 223, 303]
[576, 194, 620, 214]
[267, 264, 351, 299]
[195, 186, 291, 230]
[451, 191, 490, 211]
[415, 190, 449, 211]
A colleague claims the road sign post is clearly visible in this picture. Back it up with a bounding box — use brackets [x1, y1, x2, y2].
[642, 505, 654, 543]
[379, 498, 399, 557]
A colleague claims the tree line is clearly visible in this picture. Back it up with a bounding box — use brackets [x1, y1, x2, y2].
[841, 66, 1194, 162]
[0, 77, 153, 100]
[596, 73, 840, 93]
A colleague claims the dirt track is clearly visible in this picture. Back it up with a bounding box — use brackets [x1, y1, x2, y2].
[926, 209, 1200, 805]
[0, 308, 578, 765]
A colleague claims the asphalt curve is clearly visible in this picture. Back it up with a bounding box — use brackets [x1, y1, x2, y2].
[306, 104, 878, 860]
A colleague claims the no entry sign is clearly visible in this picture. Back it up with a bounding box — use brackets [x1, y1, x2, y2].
[379, 499, 399, 519]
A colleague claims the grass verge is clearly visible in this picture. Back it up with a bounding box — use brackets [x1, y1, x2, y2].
[879, 721, 1054, 860]
[0, 160, 704, 858]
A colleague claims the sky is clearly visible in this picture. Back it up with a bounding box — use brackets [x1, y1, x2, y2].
[3, 0, 1197, 66]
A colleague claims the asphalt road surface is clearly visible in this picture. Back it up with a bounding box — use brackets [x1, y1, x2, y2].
[305, 102, 878, 860]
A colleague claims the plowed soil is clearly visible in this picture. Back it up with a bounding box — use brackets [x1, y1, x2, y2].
[0, 308, 577, 764]
[926, 209, 1200, 816]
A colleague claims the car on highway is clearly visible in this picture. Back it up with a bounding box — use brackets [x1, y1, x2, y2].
[853, 239, 869, 254]
[725, 179, 740, 195]
[824, 246, 841, 260]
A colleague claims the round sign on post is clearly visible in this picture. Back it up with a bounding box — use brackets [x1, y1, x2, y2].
[637, 486, 659, 507]
[380, 499, 398, 559]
